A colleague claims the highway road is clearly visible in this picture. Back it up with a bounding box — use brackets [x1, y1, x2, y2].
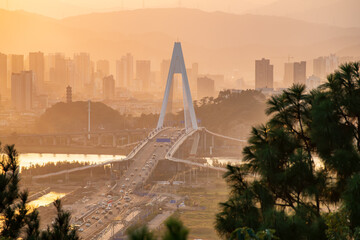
[78, 128, 185, 239]
[118, 128, 184, 194]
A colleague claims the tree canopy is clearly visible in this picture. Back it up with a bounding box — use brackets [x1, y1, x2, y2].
[215, 62, 360, 239]
[0, 143, 79, 239]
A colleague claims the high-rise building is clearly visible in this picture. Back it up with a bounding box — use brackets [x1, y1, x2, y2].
[66, 85, 72, 103]
[160, 59, 173, 113]
[125, 53, 134, 88]
[96, 60, 110, 78]
[73, 53, 91, 93]
[11, 71, 33, 111]
[116, 57, 126, 88]
[190, 62, 199, 94]
[116, 53, 133, 88]
[197, 76, 215, 99]
[11, 54, 24, 74]
[103, 75, 115, 100]
[65, 58, 75, 88]
[29, 51, 44, 93]
[255, 58, 273, 90]
[313, 57, 326, 80]
[306, 75, 321, 90]
[201, 74, 224, 91]
[313, 54, 338, 83]
[283, 62, 294, 87]
[294, 61, 306, 85]
[0, 53, 7, 97]
[160, 59, 171, 85]
[136, 60, 151, 91]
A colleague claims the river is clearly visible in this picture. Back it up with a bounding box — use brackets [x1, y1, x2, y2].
[18, 153, 126, 168]
[17, 153, 246, 172]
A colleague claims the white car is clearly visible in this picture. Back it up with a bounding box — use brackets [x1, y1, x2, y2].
[125, 178, 130, 181]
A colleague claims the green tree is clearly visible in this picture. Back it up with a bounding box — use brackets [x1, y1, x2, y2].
[0, 143, 79, 240]
[127, 226, 155, 240]
[229, 227, 278, 240]
[215, 85, 328, 239]
[163, 217, 189, 240]
[216, 62, 360, 239]
[126, 217, 188, 240]
[39, 199, 79, 240]
[311, 62, 360, 229]
[0, 144, 31, 239]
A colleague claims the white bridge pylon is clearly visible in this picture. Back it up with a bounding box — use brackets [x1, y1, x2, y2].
[157, 42, 198, 131]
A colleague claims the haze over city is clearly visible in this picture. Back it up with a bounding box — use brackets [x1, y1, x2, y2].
[0, 0, 359, 239]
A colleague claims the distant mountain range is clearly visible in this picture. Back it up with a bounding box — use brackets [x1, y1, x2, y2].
[250, 0, 360, 28]
[1, 8, 359, 81]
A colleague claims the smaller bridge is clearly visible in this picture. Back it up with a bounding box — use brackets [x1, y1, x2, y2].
[0, 129, 149, 149]
[31, 127, 245, 179]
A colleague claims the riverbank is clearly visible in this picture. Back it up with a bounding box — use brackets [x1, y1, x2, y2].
[16, 145, 131, 155]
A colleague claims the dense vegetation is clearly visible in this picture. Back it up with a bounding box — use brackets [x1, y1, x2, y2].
[36, 91, 266, 138]
[215, 62, 360, 239]
[127, 217, 189, 240]
[174, 90, 267, 137]
[36, 101, 161, 133]
[21, 161, 91, 176]
[36, 101, 127, 133]
[0, 143, 79, 239]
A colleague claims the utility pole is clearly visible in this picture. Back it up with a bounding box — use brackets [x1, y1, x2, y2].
[288, 55, 293, 63]
[88, 100, 91, 140]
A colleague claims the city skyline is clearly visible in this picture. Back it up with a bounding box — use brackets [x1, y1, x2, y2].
[0, 2, 359, 239]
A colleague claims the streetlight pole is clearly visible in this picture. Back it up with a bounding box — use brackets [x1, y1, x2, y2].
[88, 100, 91, 140]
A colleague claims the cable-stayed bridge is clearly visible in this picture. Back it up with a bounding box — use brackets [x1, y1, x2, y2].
[31, 42, 246, 181]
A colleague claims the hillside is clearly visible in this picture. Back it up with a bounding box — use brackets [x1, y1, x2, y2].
[251, 0, 360, 28]
[175, 90, 268, 139]
[36, 101, 125, 133]
[1, 8, 359, 79]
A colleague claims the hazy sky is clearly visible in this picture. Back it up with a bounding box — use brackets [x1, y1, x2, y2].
[4, 0, 277, 18]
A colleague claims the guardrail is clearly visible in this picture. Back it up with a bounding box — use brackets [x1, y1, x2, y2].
[122, 127, 169, 161]
[32, 128, 170, 180]
[165, 127, 227, 172]
[204, 128, 247, 143]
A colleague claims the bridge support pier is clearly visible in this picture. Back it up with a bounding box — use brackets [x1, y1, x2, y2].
[112, 134, 116, 148]
[203, 131, 207, 153]
[97, 134, 102, 146]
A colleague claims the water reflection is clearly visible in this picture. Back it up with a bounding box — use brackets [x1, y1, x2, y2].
[28, 192, 66, 209]
[205, 157, 241, 166]
[18, 153, 126, 168]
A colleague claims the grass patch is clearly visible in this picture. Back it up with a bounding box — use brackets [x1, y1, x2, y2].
[176, 177, 229, 240]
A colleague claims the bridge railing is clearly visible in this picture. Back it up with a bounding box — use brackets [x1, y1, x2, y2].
[165, 127, 227, 172]
[204, 128, 247, 143]
[123, 127, 169, 161]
